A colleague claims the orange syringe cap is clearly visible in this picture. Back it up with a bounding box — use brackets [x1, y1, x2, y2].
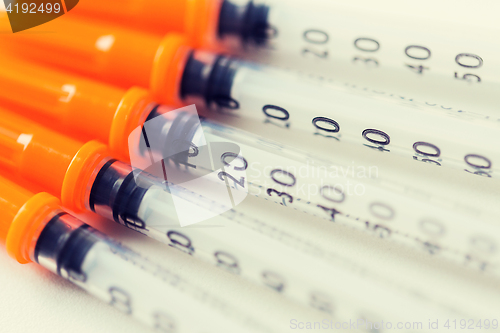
[72, 0, 223, 49]
[0, 55, 156, 162]
[0, 108, 109, 213]
[0, 176, 61, 264]
[0, 16, 192, 106]
[0, 176, 34, 245]
[73, 0, 189, 35]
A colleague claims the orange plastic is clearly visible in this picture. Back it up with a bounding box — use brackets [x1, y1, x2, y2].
[0, 175, 61, 264]
[0, 16, 192, 105]
[71, 0, 223, 49]
[6, 192, 60, 264]
[0, 55, 124, 145]
[108, 87, 157, 161]
[0, 176, 33, 244]
[61, 140, 109, 213]
[0, 108, 110, 212]
[72, 0, 189, 36]
[0, 16, 162, 90]
[150, 34, 193, 105]
[0, 11, 11, 33]
[184, 0, 224, 50]
[0, 56, 156, 162]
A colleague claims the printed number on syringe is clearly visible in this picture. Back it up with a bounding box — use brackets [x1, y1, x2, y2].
[301, 31, 484, 83]
[177, 132, 497, 274]
[238, 103, 494, 178]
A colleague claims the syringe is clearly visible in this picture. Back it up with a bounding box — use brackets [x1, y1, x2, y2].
[0, 176, 268, 333]
[176, 50, 500, 179]
[0, 55, 498, 279]
[2, 18, 498, 179]
[149, 108, 500, 274]
[70, 0, 500, 115]
[0, 108, 464, 325]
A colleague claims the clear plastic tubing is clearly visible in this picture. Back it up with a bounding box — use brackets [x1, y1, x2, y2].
[144, 107, 500, 279]
[180, 50, 500, 179]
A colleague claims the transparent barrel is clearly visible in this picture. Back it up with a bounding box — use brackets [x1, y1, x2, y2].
[216, 0, 500, 116]
[138, 107, 500, 280]
[84, 154, 455, 323]
[180, 50, 500, 179]
[79, 108, 483, 323]
[33, 212, 265, 333]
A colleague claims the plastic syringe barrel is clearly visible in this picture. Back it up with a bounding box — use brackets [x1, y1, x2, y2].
[0, 108, 178, 235]
[0, 175, 262, 333]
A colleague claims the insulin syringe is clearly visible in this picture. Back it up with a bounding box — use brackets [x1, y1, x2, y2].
[2, 18, 498, 180]
[177, 50, 500, 180]
[0, 58, 497, 320]
[0, 55, 498, 278]
[0, 108, 465, 326]
[148, 107, 500, 274]
[71, 0, 500, 115]
[0, 176, 269, 333]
